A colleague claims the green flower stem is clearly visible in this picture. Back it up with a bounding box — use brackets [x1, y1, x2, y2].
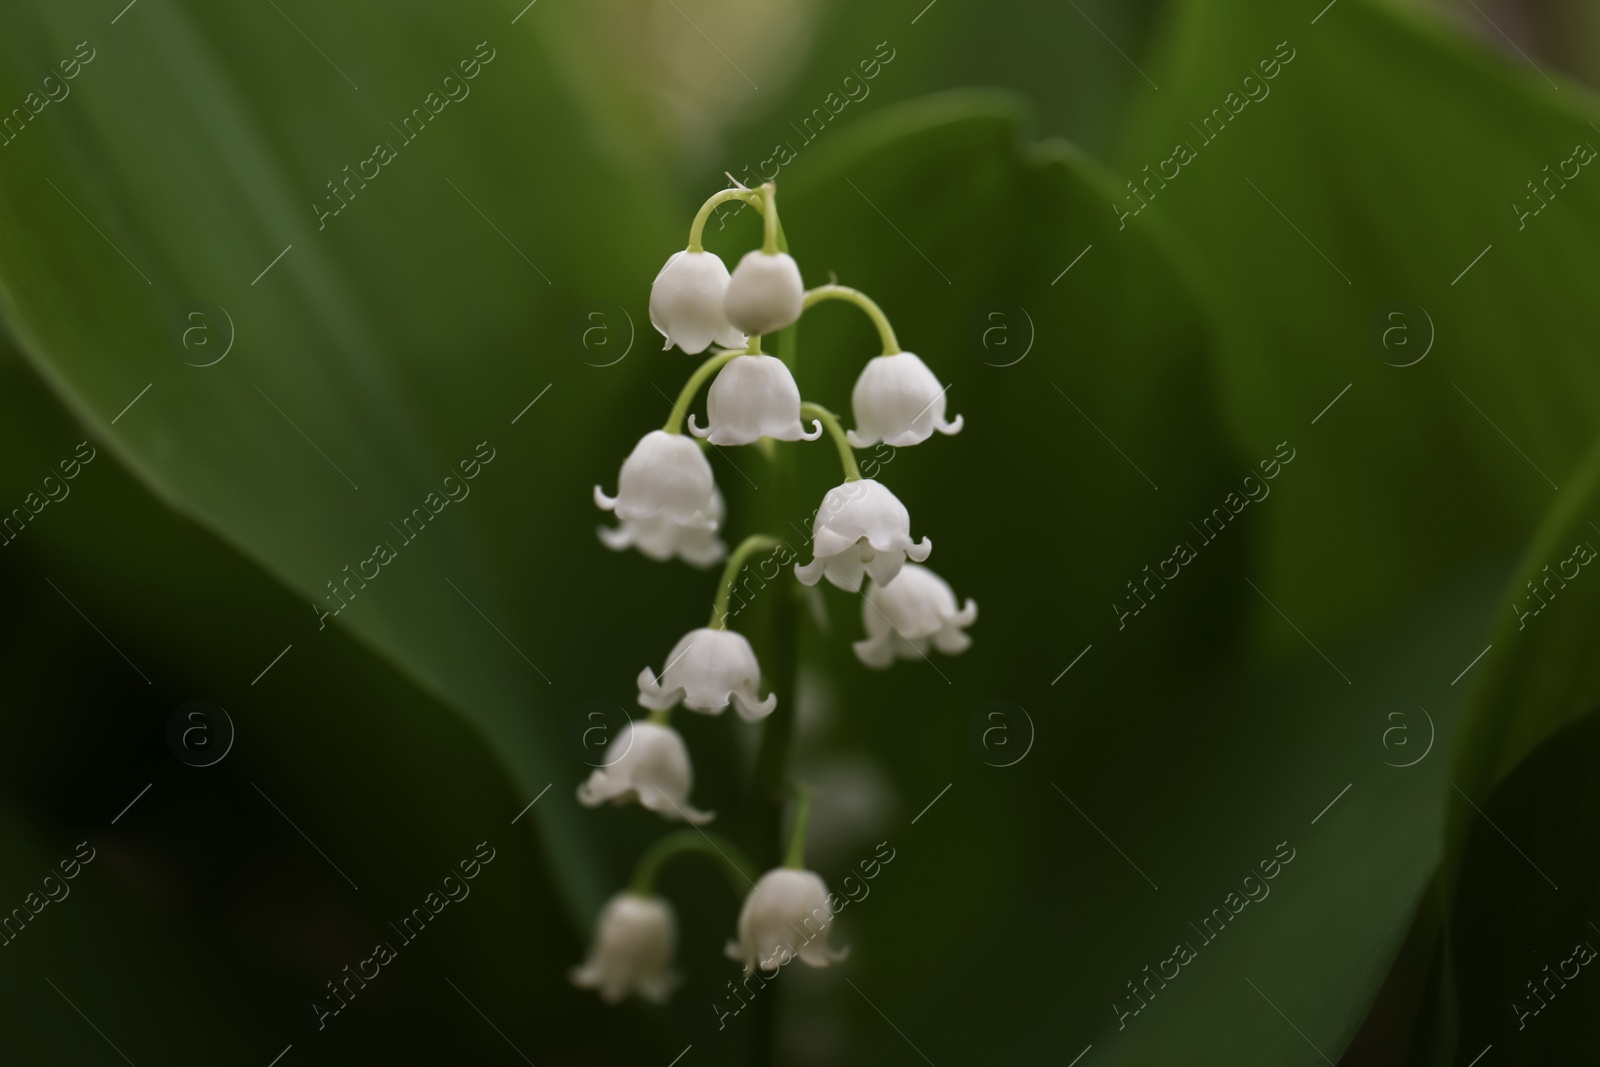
[755, 203, 800, 814]
[782, 786, 812, 870]
[648, 708, 671, 725]
[629, 829, 759, 897]
[663, 349, 742, 434]
[687, 187, 763, 253]
[751, 208, 797, 1066]
[800, 402, 861, 481]
[802, 284, 901, 354]
[711, 534, 783, 629]
[760, 183, 780, 255]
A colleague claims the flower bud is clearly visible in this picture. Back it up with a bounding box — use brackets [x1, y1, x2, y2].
[649, 250, 745, 354]
[724, 251, 804, 335]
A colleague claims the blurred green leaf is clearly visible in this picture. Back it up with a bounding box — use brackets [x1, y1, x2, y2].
[716, 0, 1164, 168]
[0, 0, 687, 929]
[0, 338, 658, 1063]
[1438, 705, 1600, 1063]
[534, 0, 1164, 189]
[1450, 433, 1600, 821]
[1106, 0, 1600, 1058]
[1119, 0, 1600, 649]
[1422, 434, 1600, 1059]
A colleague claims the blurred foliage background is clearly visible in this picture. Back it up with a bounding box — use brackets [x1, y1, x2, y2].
[1, 0, 1598, 1064]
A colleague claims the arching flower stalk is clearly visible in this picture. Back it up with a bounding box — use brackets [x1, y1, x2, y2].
[573, 179, 977, 1006]
[802, 283, 963, 446]
[572, 829, 758, 1004]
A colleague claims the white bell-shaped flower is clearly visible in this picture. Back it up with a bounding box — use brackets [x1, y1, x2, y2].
[794, 479, 931, 592]
[724, 250, 804, 335]
[595, 430, 719, 532]
[725, 868, 849, 975]
[688, 355, 822, 446]
[637, 627, 776, 722]
[853, 563, 978, 668]
[600, 488, 726, 567]
[649, 250, 745, 355]
[576, 721, 714, 824]
[847, 351, 964, 447]
[571, 892, 681, 1004]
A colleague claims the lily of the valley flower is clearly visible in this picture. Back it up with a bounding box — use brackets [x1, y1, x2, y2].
[725, 868, 849, 975]
[854, 563, 977, 668]
[600, 487, 727, 567]
[637, 627, 776, 722]
[794, 479, 931, 592]
[650, 250, 745, 355]
[724, 251, 804, 335]
[689, 354, 822, 446]
[847, 351, 964, 448]
[571, 892, 681, 1004]
[595, 430, 720, 535]
[576, 721, 714, 824]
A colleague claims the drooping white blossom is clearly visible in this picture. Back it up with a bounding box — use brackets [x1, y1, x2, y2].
[853, 563, 977, 668]
[595, 430, 720, 537]
[847, 351, 964, 448]
[576, 720, 714, 824]
[724, 250, 804, 335]
[571, 892, 681, 1004]
[650, 250, 745, 355]
[794, 479, 931, 592]
[689, 355, 821, 446]
[725, 868, 849, 975]
[637, 627, 776, 722]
